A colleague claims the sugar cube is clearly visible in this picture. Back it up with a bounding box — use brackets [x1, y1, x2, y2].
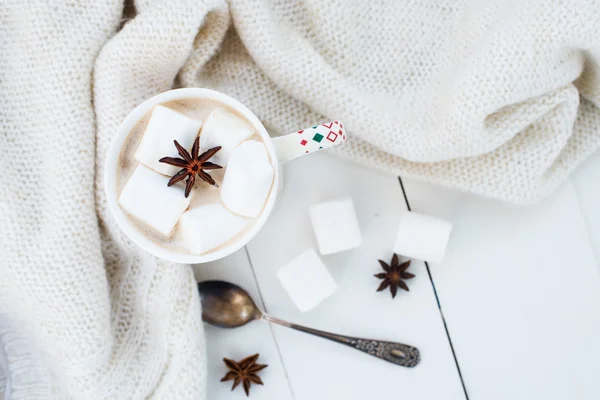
[200, 107, 255, 166]
[309, 198, 362, 255]
[393, 211, 453, 263]
[134, 105, 202, 176]
[221, 141, 274, 218]
[178, 203, 249, 254]
[277, 249, 338, 312]
[119, 164, 191, 236]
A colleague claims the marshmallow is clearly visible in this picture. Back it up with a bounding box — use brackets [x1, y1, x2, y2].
[221, 141, 274, 218]
[309, 198, 362, 255]
[178, 203, 249, 254]
[119, 164, 191, 236]
[393, 211, 453, 263]
[200, 107, 255, 166]
[277, 249, 338, 312]
[135, 105, 202, 176]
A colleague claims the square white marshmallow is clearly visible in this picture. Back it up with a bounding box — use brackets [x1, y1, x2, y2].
[119, 164, 191, 236]
[393, 211, 453, 263]
[134, 105, 203, 176]
[200, 107, 255, 166]
[277, 249, 338, 312]
[309, 197, 362, 255]
[221, 141, 274, 218]
[179, 203, 249, 254]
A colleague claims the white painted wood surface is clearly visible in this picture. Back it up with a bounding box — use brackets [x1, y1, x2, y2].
[572, 150, 600, 268]
[193, 250, 293, 399]
[247, 154, 465, 400]
[197, 149, 600, 400]
[401, 150, 600, 400]
[199, 153, 465, 399]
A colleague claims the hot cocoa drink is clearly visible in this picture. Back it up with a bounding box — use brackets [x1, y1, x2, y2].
[116, 98, 275, 255]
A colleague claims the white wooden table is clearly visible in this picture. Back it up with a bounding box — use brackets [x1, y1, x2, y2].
[197, 148, 600, 400]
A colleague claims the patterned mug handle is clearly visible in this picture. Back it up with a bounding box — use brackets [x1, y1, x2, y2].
[272, 121, 347, 163]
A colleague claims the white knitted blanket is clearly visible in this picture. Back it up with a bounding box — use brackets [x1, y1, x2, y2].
[1, 0, 599, 398]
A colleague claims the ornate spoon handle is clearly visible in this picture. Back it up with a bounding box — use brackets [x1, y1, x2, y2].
[263, 314, 420, 368]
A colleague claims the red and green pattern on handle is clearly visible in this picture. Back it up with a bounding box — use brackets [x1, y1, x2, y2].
[273, 121, 347, 163]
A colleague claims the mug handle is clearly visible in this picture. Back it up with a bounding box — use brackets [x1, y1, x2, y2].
[272, 121, 347, 163]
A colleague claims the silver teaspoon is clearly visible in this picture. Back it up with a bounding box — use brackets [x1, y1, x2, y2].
[197, 280, 420, 368]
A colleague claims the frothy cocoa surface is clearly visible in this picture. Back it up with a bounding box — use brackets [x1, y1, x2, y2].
[116, 98, 270, 255]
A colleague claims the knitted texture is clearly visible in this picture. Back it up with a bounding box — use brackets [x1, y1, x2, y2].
[0, 0, 228, 398]
[1, 0, 600, 398]
[180, 0, 600, 204]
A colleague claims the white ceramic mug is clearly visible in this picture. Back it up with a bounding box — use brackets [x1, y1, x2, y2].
[105, 88, 346, 264]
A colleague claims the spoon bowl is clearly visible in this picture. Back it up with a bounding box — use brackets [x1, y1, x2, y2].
[198, 280, 262, 328]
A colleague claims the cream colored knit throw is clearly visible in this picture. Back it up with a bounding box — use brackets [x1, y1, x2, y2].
[1, 0, 599, 398]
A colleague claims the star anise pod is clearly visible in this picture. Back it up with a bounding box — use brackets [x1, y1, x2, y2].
[375, 253, 415, 298]
[220, 353, 268, 396]
[159, 137, 222, 198]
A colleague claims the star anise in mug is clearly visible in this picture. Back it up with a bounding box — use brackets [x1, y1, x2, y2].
[159, 137, 222, 197]
[220, 353, 268, 396]
[375, 253, 415, 298]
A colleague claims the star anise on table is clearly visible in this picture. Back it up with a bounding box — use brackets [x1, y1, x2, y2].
[159, 137, 222, 198]
[220, 353, 268, 397]
[375, 253, 415, 298]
